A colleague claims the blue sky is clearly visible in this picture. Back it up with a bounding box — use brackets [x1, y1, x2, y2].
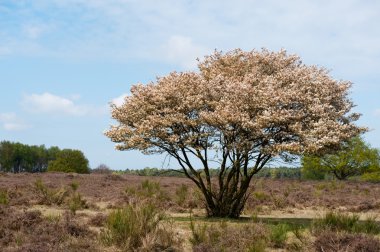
[0, 0, 379, 170]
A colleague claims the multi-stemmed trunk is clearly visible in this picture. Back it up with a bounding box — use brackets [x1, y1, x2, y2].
[174, 147, 271, 218]
[203, 179, 252, 218]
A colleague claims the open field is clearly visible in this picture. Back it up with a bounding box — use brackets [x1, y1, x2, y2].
[1, 172, 380, 251]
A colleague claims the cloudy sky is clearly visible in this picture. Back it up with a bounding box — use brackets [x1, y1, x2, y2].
[0, 0, 379, 170]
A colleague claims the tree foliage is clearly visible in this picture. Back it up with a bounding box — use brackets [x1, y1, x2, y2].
[302, 136, 380, 180]
[47, 149, 90, 174]
[0, 141, 89, 173]
[0, 141, 60, 173]
[106, 49, 364, 217]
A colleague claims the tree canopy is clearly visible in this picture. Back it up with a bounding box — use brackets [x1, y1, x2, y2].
[0, 141, 89, 174]
[47, 149, 90, 174]
[302, 136, 379, 180]
[0, 141, 60, 173]
[106, 49, 364, 217]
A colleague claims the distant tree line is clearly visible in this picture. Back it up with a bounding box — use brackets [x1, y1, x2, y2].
[110, 137, 379, 182]
[111, 166, 302, 179]
[0, 141, 89, 173]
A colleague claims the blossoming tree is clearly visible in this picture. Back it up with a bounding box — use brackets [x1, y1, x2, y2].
[105, 49, 364, 218]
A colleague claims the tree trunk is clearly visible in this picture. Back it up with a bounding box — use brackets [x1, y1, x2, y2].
[198, 175, 253, 218]
[176, 149, 270, 218]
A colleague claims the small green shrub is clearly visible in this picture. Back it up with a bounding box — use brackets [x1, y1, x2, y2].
[313, 212, 359, 233]
[141, 179, 160, 197]
[354, 216, 380, 234]
[270, 223, 290, 248]
[361, 172, 380, 183]
[45, 214, 61, 223]
[0, 189, 9, 205]
[253, 191, 270, 201]
[313, 212, 380, 235]
[189, 219, 208, 246]
[69, 181, 79, 192]
[287, 226, 307, 251]
[125, 179, 170, 206]
[101, 203, 179, 251]
[66, 181, 86, 214]
[102, 204, 160, 248]
[68, 192, 87, 215]
[33, 179, 69, 205]
[175, 184, 188, 206]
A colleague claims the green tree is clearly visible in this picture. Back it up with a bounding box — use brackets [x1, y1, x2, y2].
[0, 141, 15, 172]
[0, 142, 50, 172]
[301, 157, 327, 180]
[48, 149, 90, 174]
[47, 146, 61, 161]
[301, 137, 379, 180]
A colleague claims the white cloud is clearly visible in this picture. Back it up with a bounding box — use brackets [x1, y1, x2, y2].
[0, 46, 11, 56]
[23, 24, 49, 39]
[22, 92, 106, 116]
[0, 113, 30, 131]
[111, 93, 129, 107]
[162, 35, 209, 69]
[3, 123, 28, 131]
[375, 109, 380, 117]
[3, 0, 379, 76]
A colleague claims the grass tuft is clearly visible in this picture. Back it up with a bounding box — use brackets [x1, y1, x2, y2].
[270, 223, 290, 248]
[313, 212, 380, 235]
[101, 203, 180, 251]
[0, 189, 9, 205]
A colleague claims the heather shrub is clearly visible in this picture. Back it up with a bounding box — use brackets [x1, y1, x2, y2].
[0, 208, 100, 251]
[314, 231, 380, 252]
[89, 213, 107, 227]
[190, 220, 269, 252]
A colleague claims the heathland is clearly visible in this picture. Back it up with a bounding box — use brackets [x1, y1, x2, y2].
[1, 172, 380, 251]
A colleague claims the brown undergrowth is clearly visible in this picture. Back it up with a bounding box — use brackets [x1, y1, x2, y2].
[1, 173, 380, 251]
[0, 205, 101, 252]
